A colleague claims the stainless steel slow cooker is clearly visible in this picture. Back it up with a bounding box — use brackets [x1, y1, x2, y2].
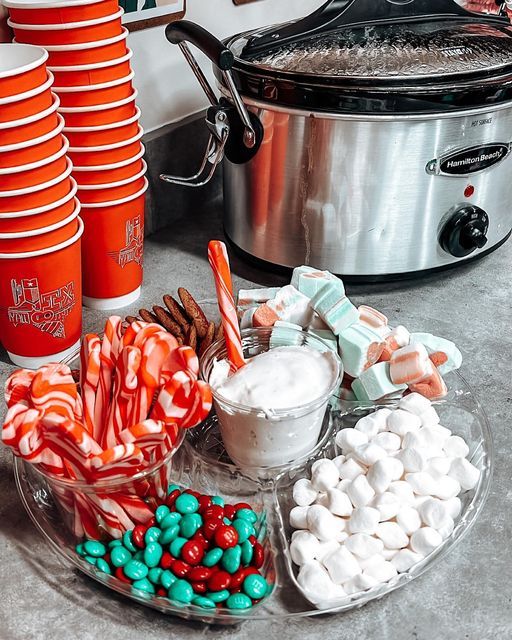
[163, 0, 512, 280]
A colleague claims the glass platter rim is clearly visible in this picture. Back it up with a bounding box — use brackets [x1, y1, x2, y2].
[13, 370, 494, 623]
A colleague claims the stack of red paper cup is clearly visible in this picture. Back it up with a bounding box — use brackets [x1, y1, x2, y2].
[0, 42, 83, 369]
[6, 0, 147, 311]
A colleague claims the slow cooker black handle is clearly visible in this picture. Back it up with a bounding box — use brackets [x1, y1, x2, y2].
[166, 20, 235, 71]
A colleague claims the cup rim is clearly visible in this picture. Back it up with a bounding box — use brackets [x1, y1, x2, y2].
[4, 0, 108, 9]
[53, 69, 134, 92]
[200, 326, 343, 418]
[0, 91, 59, 130]
[0, 214, 83, 258]
[73, 143, 144, 172]
[0, 112, 64, 152]
[0, 198, 79, 238]
[77, 158, 146, 190]
[0, 156, 72, 196]
[68, 124, 143, 153]
[0, 127, 68, 170]
[48, 47, 132, 72]
[0, 43, 48, 78]
[0, 69, 53, 105]
[29, 428, 185, 491]
[79, 176, 148, 207]
[24, 25, 128, 51]
[8, 7, 124, 30]
[0, 179, 77, 217]
[57, 87, 137, 112]
[63, 105, 140, 132]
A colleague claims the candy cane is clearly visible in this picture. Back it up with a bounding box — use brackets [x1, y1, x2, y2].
[161, 345, 199, 383]
[29, 364, 78, 419]
[79, 333, 101, 438]
[111, 493, 153, 524]
[95, 316, 124, 439]
[4, 369, 35, 407]
[90, 443, 144, 480]
[118, 419, 168, 461]
[208, 240, 245, 370]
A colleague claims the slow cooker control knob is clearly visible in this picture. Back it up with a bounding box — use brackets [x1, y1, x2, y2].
[440, 205, 489, 258]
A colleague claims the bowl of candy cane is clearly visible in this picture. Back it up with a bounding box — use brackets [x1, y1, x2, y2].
[2, 315, 212, 539]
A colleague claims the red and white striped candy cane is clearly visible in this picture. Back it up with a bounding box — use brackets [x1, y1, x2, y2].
[90, 443, 144, 480]
[161, 345, 199, 383]
[80, 333, 101, 438]
[4, 369, 35, 407]
[118, 419, 168, 461]
[95, 316, 124, 440]
[30, 364, 79, 419]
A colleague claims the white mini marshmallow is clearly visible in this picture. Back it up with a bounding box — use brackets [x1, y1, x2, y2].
[410, 527, 443, 555]
[326, 488, 353, 517]
[345, 533, 384, 559]
[338, 458, 367, 481]
[396, 447, 428, 473]
[375, 522, 409, 549]
[290, 530, 321, 565]
[387, 409, 422, 436]
[437, 517, 455, 539]
[323, 545, 362, 584]
[444, 496, 462, 520]
[398, 392, 432, 416]
[418, 498, 451, 529]
[391, 549, 424, 573]
[448, 457, 480, 490]
[315, 539, 340, 562]
[311, 459, 340, 491]
[315, 492, 329, 508]
[337, 478, 352, 492]
[420, 426, 451, 455]
[307, 505, 339, 541]
[367, 457, 404, 494]
[426, 456, 453, 478]
[336, 428, 368, 452]
[405, 472, 439, 496]
[293, 478, 318, 506]
[336, 530, 349, 543]
[419, 405, 441, 427]
[332, 454, 346, 474]
[352, 443, 387, 466]
[348, 507, 380, 534]
[396, 506, 422, 534]
[443, 435, 470, 458]
[290, 506, 310, 529]
[372, 408, 393, 429]
[388, 480, 416, 505]
[363, 560, 398, 583]
[372, 492, 401, 521]
[432, 475, 461, 500]
[414, 495, 430, 509]
[343, 573, 378, 595]
[297, 561, 346, 604]
[354, 415, 381, 439]
[381, 547, 398, 561]
[372, 431, 401, 453]
[347, 475, 376, 508]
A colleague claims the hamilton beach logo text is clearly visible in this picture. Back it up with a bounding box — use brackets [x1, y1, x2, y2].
[446, 148, 506, 169]
[7, 278, 75, 338]
[108, 216, 144, 268]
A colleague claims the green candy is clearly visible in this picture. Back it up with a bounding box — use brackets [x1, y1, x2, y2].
[108, 539, 123, 549]
[84, 555, 97, 566]
[240, 540, 253, 566]
[144, 542, 163, 568]
[132, 578, 155, 594]
[221, 546, 241, 574]
[175, 493, 199, 514]
[160, 512, 181, 529]
[232, 518, 251, 543]
[192, 596, 216, 609]
[168, 579, 194, 604]
[159, 524, 180, 546]
[222, 517, 231, 525]
[133, 550, 145, 562]
[206, 589, 230, 603]
[75, 543, 86, 557]
[226, 593, 252, 610]
[155, 505, 171, 524]
[236, 508, 257, 524]
[167, 483, 181, 495]
[144, 526, 161, 544]
[179, 513, 202, 539]
[211, 496, 224, 507]
[160, 569, 177, 589]
[123, 530, 137, 553]
[83, 540, 106, 557]
[111, 546, 132, 568]
[96, 558, 111, 575]
[169, 536, 187, 557]
[148, 567, 163, 584]
[123, 559, 149, 581]
[243, 574, 267, 599]
[203, 548, 223, 567]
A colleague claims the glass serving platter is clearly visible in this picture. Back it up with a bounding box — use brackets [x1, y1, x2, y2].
[14, 368, 493, 624]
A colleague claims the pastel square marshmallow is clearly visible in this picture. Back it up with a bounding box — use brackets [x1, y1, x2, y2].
[358, 305, 388, 330]
[379, 325, 411, 361]
[356, 362, 407, 401]
[270, 320, 303, 348]
[311, 283, 359, 336]
[338, 324, 385, 377]
[252, 303, 280, 328]
[308, 328, 339, 353]
[408, 366, 448, 400]
[389, 343, 433, 385]
[410, 332, 462, 375]
[267, 285, 314, 327]
[351, 377, 371, 402]
[291, 266, 340, 299]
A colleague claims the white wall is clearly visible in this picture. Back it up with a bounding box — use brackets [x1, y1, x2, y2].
[128, 0, 322, 132]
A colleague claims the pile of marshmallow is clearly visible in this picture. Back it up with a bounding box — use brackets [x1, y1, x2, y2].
[237, 266, 462, 403]
[288, 393, 480, 608]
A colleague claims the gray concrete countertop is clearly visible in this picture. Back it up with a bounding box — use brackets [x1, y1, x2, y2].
[1, 199, 511, 640]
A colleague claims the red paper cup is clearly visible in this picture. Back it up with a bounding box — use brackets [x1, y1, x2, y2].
[63, 107, 140, 147]
[5, 0, 119, 25]
[0, 137, 69, 190]
[49, 49, 133, 87]
[57, 89, 137, 127]
[0, 217, 83, 368]
[0, 71, 54, 122]
[81, 179, 147, 309]
[30, 27, 128, 67]
[53, 71, 134, 108]
[73, 144, 145, 185]
[9, 9, 124, 46]
[0, 93, 60, 146]
[77, 161, 147, 203]
[0, 182, 78, 233]
[0, 43, 48, 98]
[0, 157, 73, 212]
[68, 125, 144, 166]
[0, 205, 79, 252]
[0, 114, 65, 168]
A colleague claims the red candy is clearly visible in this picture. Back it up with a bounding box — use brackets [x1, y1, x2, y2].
[224, 504, 236, 521]
[157, 588, 167, 597]
[230, 566, 260, 590]
[214, 525, 239, 549]
[207, 570, 231, 591]
[160, 551, 173, 569]
[252, 542, 264, 568]
[170, 559, 191, 577]
[203, 518, 221, 541]
[197, 495, 212, 512]
[248, 535, 257, 545]
[132, 524, 147, 549]
[115, 566, 131, 584]
[192, 531, 208, 548]
[234, 502, 252, 511]
[181, 540, 204, 566]
[188, 566, 212, 582]
[202, 505, 224, 520]
[192, 581, 207, 594]
[165, 489, 181, 508]
[146, 516, 157, 528]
